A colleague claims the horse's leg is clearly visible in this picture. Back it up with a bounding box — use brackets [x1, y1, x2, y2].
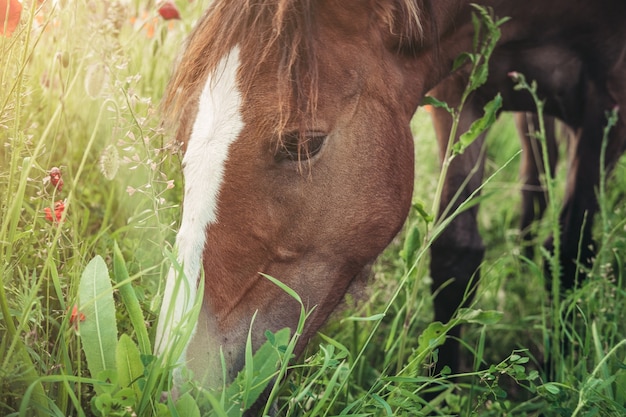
[548, 88, 622, 291]
[517, 113, 559, 258]
[429, 76, 488, 374]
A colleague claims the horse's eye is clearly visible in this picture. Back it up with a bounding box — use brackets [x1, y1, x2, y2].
[275, 132, 327, 163]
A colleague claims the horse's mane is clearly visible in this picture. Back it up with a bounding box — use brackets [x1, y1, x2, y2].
[161, 0, 423, 144]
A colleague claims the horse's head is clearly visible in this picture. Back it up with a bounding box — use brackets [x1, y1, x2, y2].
[157, 0, 428, 387]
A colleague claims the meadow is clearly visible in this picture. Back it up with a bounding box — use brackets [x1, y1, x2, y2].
[2, 1, 626, 416]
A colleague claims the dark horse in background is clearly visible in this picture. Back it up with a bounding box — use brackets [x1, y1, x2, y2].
[154, 0, 626, 401]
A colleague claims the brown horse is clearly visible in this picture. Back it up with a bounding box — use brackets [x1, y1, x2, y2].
[428, 78, 564, 372]
[155, 0, 626, 398]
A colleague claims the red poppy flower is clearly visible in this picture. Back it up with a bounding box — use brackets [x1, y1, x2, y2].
[44, 200, 65, 222]
[158, 1, 180, 20]
[0, 0, 22, 37]
[68, 304, 86, 330]
[49, 167, 63, 192]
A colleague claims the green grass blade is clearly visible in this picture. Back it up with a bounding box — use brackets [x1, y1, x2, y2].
[113, 241, 151, 355]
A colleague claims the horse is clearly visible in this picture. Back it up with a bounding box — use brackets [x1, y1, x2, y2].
[426, 15, 625, 369]
[428, 76, 565, 372]
[154, 0, 626, 404]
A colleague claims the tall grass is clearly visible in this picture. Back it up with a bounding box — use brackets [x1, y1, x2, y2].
[1, 1, 194, 415]
[2, 1, 626, 417]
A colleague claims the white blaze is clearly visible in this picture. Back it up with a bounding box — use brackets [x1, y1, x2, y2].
[155, 48, 243, 368]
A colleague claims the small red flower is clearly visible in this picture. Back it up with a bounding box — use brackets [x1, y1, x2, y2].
[44, 200, 65, 222]
[158, 1, 180, 20]
[49, 166, 64, 192]
[0, 0, 22, 37]
[68, 304, 86, 330]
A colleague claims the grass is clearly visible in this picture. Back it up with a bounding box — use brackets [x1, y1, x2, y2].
[2, 1, 626, 416]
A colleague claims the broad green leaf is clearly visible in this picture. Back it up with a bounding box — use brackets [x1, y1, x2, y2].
[468, 59, 490, 91]
[510, 354, 529, 364]
[421, 96, 453, 114]
[471, 12, 481, 51]
[400, 224, 421, 270]
[93, 392, 113, 416]
[174, 393, 201, 417]
[538, 382, 561, 396]
[417, 321, 448, 352]
[405, 321, 451, 374]
[452, 51, 475, 72]
[155, 403, 171, 417]
[96, 369, 118, 390]
[453, 93, 502, 155]
[456, 308, 503, 325]
[113, 387, 136, 407]
[116, 334, 143, 402]
[78, 255, 118, 392]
